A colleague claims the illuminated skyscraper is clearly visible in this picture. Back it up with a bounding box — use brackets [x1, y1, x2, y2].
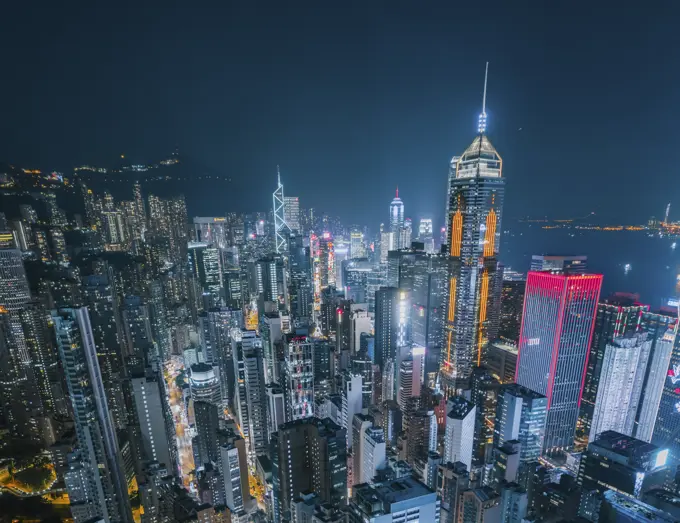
[515, 272, 602, 453]
[283, 196, 300, 233]
[273, 167, 291, 253]
[53, 307, 133, 523]
[441, 63, 504, 392]
[350, 230, 365, 259]
[389, 188, 405, 249]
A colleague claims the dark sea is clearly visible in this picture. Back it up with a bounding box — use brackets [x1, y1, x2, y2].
[501, 223, 680, 308]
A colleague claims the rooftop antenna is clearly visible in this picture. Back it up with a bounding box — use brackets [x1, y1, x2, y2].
[478, 62, 489, 134]
[277, 165, 281, 186]
[396, 186, 399, 198]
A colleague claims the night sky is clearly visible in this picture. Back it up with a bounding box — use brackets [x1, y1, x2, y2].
[0, 3, 677, 228]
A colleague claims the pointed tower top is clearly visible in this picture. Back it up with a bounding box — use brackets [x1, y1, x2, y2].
[396, 186, 399, 198]
[478, 62, 489, 134]
[277, 165, 281, 186]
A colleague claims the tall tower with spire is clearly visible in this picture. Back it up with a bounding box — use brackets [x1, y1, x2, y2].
[273, 166, 291, 253]
[389, 188, 405, 249]
[440, 63, 505, 394]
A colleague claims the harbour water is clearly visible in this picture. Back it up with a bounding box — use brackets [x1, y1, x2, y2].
[502, 223, 680, 308]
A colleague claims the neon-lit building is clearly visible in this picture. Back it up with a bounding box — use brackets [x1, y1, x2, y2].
[440, 71, 504, 392]
[516, 271, 602, 454]
[389, 189, 404, 249]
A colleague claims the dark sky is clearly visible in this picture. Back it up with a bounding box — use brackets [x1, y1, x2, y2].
[0, 2, 677, 229]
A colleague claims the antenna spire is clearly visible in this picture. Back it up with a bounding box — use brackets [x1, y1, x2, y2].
[396, 186, 399, 198]
[478, 62, 489, 134]
[277, 165, 281, 186]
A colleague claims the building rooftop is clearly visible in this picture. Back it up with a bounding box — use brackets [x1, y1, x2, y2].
[603, 490, 676, 522]
[590, 431, 667, 470]
[446, 396, 475, 420]
[353, 476, 435, 516]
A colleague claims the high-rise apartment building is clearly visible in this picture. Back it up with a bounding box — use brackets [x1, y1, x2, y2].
[271, 417, 347, 522]
[516, 271, 602, 453]
[53, 307, 133, 523]
[282, 334, 314, 421]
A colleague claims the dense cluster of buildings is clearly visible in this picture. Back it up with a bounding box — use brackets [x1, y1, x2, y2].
[1, 72, 679, 523]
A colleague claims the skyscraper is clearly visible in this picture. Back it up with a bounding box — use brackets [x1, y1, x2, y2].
[578, 295, 647, 445]
[273, 167, 291, 253]
[389, 188, 405, 249]
[516, 271, 602, 453]
[530, 254, 587, 273]
[441, 64, 505, 392]
[53, 307, 133, 523]
[589, 334, 651, 442]
[283, 196, 300, 233]
[271, 417, 347, 522]
[444, 396, 476, 471]
[281, 334, 314, 421]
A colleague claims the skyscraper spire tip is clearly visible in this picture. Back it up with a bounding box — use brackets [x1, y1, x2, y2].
[396, 186, 399, 198]
[277, 165, 281, 186]
[478, 62, 489, 134]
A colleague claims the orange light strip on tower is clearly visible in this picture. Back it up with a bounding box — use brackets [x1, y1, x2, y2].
[483, 209, 497, 257]
[446, 331, 453, 369]
[447, 277, 456, 323]
[450, 211, 462, 257]
[477, 269, 489, 365]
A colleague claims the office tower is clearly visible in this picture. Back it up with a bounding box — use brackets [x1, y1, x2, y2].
[343, 258, 371, 303]
[265, 383, 285, 439]
[579, 296, 647, 445]
[261, 311, 284, 384]
[255, 255, 288, 312]
[397, 349, 423, 409]
[439, 462, 469, 523]
[273, 168, 291, 253]
[353, 413, 374, 486]
[244, 343, 268, 458]
[381, 401, 403, 448]
[194, 400, 220, 468]
[600, 490, 676, 523]
[530, 254, 587, 273]
[53, 307, 133, 523]
[406, 409, 437, 472]
[271, 417, 347, 522]
[650, 328, 680, 463]
[636, 328, 674, 442]
[498, 274, 526, 343]
[492, 440, 521, 485]
[349, 308, 371, 353]
[188, 242, 223, 307]
[387, 247, 419, 290]
[485, 340, 518, 384]
[350, 230, 365, 259]
[193, 217, 228, 248]
[318, 232, 335, 288]
[499, 483, 529, 523]
[589, 334, 651, 442]
[342, 372, 363, 449]
[400, 218, 413, 251]
[444, 396, 476, 471]
[441, 68, 504, 392]
[282, 334, 314, 421]
[131, 373, 176, 472]
[200, 307, 240, 404]
[149, 281, 170, 362]
[493, 384, 547, 479]
[190, 363, 222, 406]
[313, 339, 333, 400]
[288, 233, 312, 321]
[389, 188, 405, 249]
[467, 368, 500, 466]
[374, 287, 411, 370]
[218, 429, 251, 517]
[362, 426, 387, 484]
[417, 218, 435, 253]
[283, 196, 300, 233]
[411, 252, 448, 384]
[379, 229, 394, 264]
[349, 476, 439, 523]
[456, 488, 501, 522]
[352, 350, 374, 408]
[577, 431, 670, 522]
[336, 299, 352, 357]
[516, 271, 602, 453]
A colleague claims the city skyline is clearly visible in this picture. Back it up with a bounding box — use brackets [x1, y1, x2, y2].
[1, 4, 678, 228]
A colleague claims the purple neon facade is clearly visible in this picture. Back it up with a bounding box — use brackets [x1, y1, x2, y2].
[516, 271, 602, 453]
